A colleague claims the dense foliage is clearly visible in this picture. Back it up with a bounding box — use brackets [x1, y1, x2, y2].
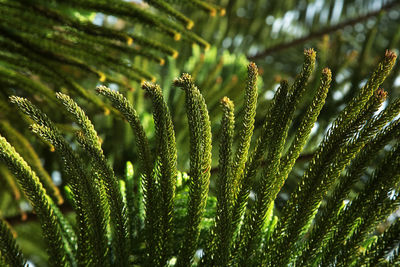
[0, 0, 400, 266]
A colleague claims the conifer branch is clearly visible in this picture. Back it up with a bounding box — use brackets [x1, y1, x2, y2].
[24, 2, 179, 58]
[0, 24, 102, 77]
[235, 80, 290, 264]
[49, 201, 77, 266]
[52, 0, 209, 48]
[287, 48, 317, 109]
[96, 86, 153, 178]
[267, 51, 396, 266]
[31, 124, 109, 266]
[0, 121, 63, 204]
[0, 219, 25, 267]
[1, 35, 399, 267]
[282, 97, 386, 265]
[190, 0, 217, 17]
[55, 92, 130, 266]
[232, 50, 316, 263]
[0, 66, 56, 103]
[229, 79, 288, 241]
[0, 37, 114, 114]
[231, 63, 258, 198]
[211, 97, 235, 266]
[248, 1, 400, 60]
[338, 196, 400, 266]
[142, 82, 178, 265]
[279, 67, 331, 183]
[360, 219, 400, 266]
[0, 135, 68, 266]
[321, 143, 400, 266]
[145, 0, 194, 29]
[322, 142, 400, 263]
[338, 50, 396, 129]
[174, 73, 212, 266]
[297, 117, 400, 266]
[96, 86, 161, 265]
[10, 96, 109, 266]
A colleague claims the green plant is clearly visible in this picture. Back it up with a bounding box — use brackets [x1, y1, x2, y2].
[0, 0, 226, 123]
[1, 47, 399, 266]
[2, 0, 400, 266]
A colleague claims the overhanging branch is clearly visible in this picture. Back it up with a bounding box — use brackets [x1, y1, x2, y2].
[248, 1, 399, 60]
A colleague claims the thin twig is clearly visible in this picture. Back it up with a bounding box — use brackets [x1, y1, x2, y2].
[248, 1, 399, 60]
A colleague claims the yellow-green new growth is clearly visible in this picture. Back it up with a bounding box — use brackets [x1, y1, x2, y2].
[232, 62, 258, 198]
[96, 85, 159, 265]
[55, 92, 130, 266]
[142, 81, 178, 265]
[211, 96, 235, 266]
[234, 49, 317, 264]
[10, 96, 108, 266]
[279, 67, 332, 183]
[0, 120, 63, 204]
[268, 51, 397, 267]
[173, 73, 212, 266]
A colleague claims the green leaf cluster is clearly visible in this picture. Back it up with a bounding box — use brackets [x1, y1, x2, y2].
[1, 49, 399, 266]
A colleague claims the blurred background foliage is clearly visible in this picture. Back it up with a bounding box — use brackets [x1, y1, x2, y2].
[1, 0, 400, 265]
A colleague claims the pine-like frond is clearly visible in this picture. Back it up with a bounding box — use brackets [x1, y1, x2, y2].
[0, 135, 67, 266]
[96, 86, 160, 264]
[9, 96, 109, 266]
[360, 219, 400, 266]
[235, 79, 289, 264]
[0, 120, 63, 204]
[297, 117, 400, 266]
[96, 86, 153, 178]
[267, 50, 397, 266]
[0, 0, 213, 89]
[231, 63, 258, 197]
[0, 219, 25, 267]
[234, 49, 316, 264]
[279, 67, 331, 181]
[1, 29, 400, 266]
[55, 92, 129, 266]
[321, 143, 400, 266]
[142, 81, 178, 265]
[230, 78, 288, 239]
[204, 96, 236, 266]
[173, 73, 212, 266]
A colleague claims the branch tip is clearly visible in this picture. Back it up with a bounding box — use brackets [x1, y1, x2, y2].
[322, 68, 332, 79]
[173, 73, 193, 88]
[376, 88, 388, 100]
[385, 50, 397, 62]
[304, 48, 316, 62]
